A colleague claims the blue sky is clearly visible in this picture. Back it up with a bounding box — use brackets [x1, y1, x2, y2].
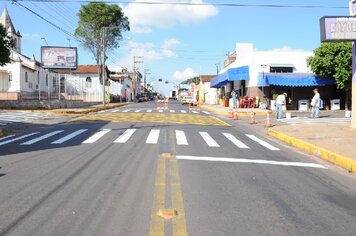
[0, 0, 349, 95]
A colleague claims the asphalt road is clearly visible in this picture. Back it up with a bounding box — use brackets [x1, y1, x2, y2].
[0, 100, 355, 235]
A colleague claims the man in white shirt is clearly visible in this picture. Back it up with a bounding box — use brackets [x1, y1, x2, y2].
[310, 88, 320, 118]
[275, 92, 287, 119]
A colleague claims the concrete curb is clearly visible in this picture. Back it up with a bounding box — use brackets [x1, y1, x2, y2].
[268, 129, 356, 173]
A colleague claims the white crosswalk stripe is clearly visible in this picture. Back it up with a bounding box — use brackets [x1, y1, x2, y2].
[170, 110, 175, 113]
[202, 111, 210, 115]
[134, 110, 141, 113]
[280, 117, 350, 124]
[147, 109, 153, 113]
[1, 128, 281, 152]
[21, 130, 64, 145]
[0, 132, 39, 146]
[181, 110, 187, 113]
[146, 129, 160, 144]
[52, 129, 88, 144]
[122, 109, 130, 113]
[223, 133, 250, 149]
[199, 132, 220, 147]
[114, 129, 136, 143]
[176, 130, 188, 145]
[82, 129, 111, 144]
[111, 109, 119, 113]
[246, 134, 280, 151]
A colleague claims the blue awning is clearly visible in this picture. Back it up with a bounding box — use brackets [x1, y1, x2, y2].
[211, 66, 250, 88]
[258, 73, 336, 87]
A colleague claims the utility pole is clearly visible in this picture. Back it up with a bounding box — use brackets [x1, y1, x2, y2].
[133, 56, 143, 102]
[102, 27, 106, 106]
[144, 68, 151, 95]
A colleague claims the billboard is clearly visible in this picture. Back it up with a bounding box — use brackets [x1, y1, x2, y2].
[320, 16, 356, 42]
[41, 46, 78, 69]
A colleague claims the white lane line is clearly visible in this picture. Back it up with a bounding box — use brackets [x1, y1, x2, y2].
[181, 110, 187, 113]
[111, 109, 119, 113]
[246, 134, 280, 151]
[176, 130, 188, 145]
[114, 129, 136, 143]
[0, 134, 15, 141]
[223, 133, 250, 149]
[0, 132, 39, 146]
[199, 132, 220, 147]
[82, 129, 111, 144]
[146, 129, 160, 144]
[122, 109, 130, 113]
[170, 110, 175, 113]
[134, 110, 141, 113]
[176, 155, 326, 169]
[21, 130, 64, 145]
[52, 129, 88, 144]
[158, 110, 163, 113]
[147, 109, 153, 113]
[202, 111, 210, 115]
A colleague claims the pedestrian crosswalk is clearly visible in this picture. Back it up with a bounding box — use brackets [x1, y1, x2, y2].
[99, 108, 210, 115]
[0, 128, 280, 151]
[279, 117, 351, 124]
[0, 111, 55, 126]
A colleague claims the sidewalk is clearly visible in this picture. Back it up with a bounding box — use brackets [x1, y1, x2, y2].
[200, 104, 356, 173]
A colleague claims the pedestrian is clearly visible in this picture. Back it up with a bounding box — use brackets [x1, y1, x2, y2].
[275, 92, 287, 119]
[310, 88, 320, 118]
[231, 90, 237, 109]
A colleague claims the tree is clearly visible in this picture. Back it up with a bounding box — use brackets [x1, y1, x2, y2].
[75, 2, 129, 84]
[0, 24, 14, 66]
[307, 42, 352, 109]
[181, 76, 200, 85]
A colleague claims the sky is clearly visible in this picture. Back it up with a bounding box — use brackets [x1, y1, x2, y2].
[0, 0, 349, 95]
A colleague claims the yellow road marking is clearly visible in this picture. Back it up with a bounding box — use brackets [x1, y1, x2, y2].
[171, 157, 188, 236]
[149, 156, 166, 236]
[71, 113, 230, 126]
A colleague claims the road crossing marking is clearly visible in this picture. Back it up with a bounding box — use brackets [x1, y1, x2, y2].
[82, 129, 111, 144]
[134, 109, 141, 113]
[147, 109, 153, 113]
[176, 130, 188, 145]
[122, 109, 130, 113]
[223, 133, 250, 149]
[202, 111, 210, 115]
[0, 133, 39, 146]
[114, 129, 136, 143]
[181, 110, 187, 113]
[146, 129, 160, 144]
[170, 110, 175, 113]
[246, 134, 280, 151]
[199, 132, 220, 147]
[0, 135, 15, 142]
[51, 129, 88, 144]
[21, 130, 64, 145]
[98, 110, 106, 113]
[176, 155, 326, 169]
[111, 109, 119, 113]
[158, 110, 163, 113]
[191, 111, 198, 114]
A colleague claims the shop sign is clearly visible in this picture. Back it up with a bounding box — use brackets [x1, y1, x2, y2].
[320, 16, 356, 42]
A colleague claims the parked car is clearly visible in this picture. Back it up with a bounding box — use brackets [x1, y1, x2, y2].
[181, 96, 197, 106]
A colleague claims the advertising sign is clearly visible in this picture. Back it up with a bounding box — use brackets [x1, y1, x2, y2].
[320, 16, 356, 42]
[41, 46, 78, 69]
[350, 0, 356, 16]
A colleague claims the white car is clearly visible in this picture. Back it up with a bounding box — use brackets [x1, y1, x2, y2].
[181, 96, 197, 106]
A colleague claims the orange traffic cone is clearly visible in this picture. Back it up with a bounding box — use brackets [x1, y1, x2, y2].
[233, 109, 239, 120]
[249, 109, 256, 124]
[264, 111, 273, 127]
[228, 107, 233, 118]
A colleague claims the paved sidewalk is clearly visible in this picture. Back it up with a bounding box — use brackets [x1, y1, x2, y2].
[200, 104, 356, 173]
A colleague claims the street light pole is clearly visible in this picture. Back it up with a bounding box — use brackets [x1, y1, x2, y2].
[144, 68, 151, 94]
[133, 56, 143, 101]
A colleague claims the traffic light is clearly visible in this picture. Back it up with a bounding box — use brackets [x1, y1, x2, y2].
[158, 78, 162, 82]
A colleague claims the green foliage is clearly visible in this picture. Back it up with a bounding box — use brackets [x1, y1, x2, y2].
[307, 42, 352, 90]
[0, 24, 14, 66]
[181, 76, 200, 85]
[75, 2, 130, 64]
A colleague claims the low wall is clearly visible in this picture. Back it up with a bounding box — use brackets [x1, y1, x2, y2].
[0, 92, 20, 100]
[0, 100, 101, 109]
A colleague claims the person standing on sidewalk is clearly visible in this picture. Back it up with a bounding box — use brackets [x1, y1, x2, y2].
[275, 92, 287, 119]
[310, 88, 320, 118]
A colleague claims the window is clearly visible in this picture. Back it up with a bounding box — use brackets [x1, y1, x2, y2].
[25, 72, 28, 82]
[86, 77, 92, 88]
[8, 72, 12, 81]
[270, 67, 293, 73]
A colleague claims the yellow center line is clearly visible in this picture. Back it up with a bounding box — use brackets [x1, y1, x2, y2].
[149, 156, 166, 236]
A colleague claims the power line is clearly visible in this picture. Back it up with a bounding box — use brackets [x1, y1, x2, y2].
[3, 0, 348, 9]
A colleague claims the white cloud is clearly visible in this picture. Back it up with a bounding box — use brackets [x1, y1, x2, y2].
[123, 0, 218, 29]
[110, 38, 180, 70]
[131, 26, 153, 34]
[172, 67, 198, 81]
[22, 33, 43, 39]
[268, 46, 310, 52]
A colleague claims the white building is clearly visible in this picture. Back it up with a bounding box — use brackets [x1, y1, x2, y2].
[211, 43, 337, 109]
[198, 75, 217, 104]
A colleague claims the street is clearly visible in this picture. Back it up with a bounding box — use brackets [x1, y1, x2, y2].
[0, 101, 356, 235]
